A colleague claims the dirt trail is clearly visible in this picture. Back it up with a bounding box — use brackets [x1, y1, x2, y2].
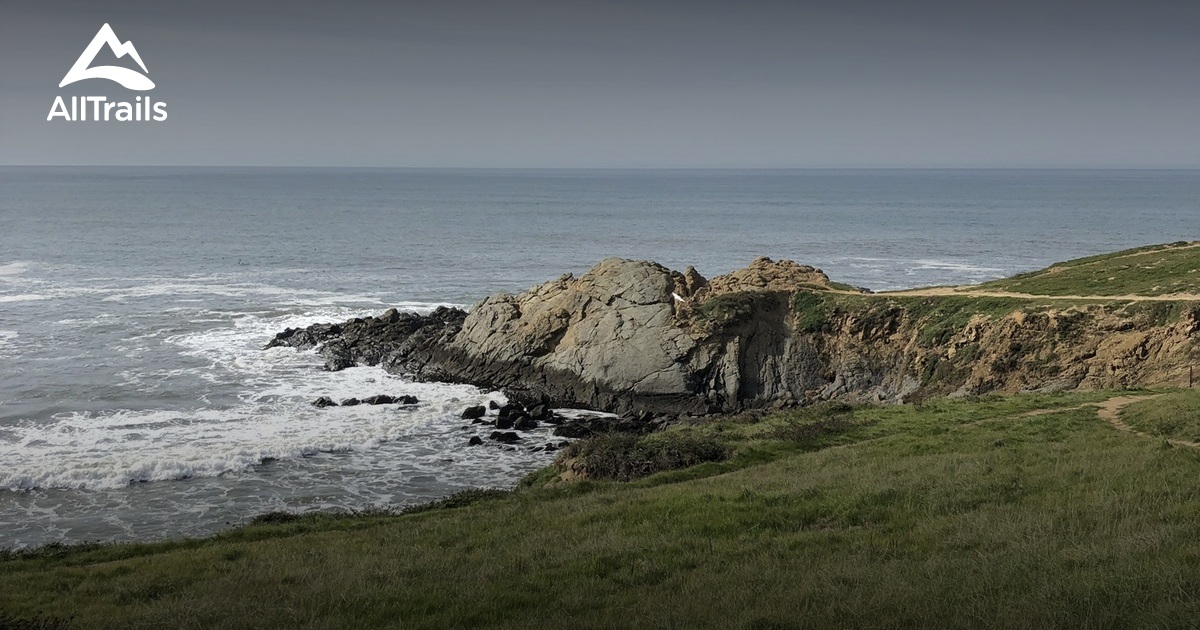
[1091, 394, 1200, 449]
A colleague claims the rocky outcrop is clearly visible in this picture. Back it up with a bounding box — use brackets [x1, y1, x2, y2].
[268, 257, 1200, 414]
[267, 307, 466, 372]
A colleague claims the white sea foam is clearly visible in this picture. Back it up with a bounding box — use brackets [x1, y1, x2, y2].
[0, 261, 30, 277]
[0, 303, 498, 492]
[910, 259, 1005, 274]
[0, 294, 50, 303]
[0, 377, 510, 491]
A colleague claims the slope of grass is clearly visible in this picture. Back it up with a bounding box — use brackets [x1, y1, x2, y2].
[1121, 389, 1200, 442]
[11, 391, 1200, 628]
[976, 241, 1200, 297]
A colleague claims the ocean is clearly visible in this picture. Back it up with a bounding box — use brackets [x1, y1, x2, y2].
[1, 167, 1197, 548]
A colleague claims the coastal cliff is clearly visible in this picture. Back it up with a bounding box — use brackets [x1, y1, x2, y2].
[268, 243, 1200, 414]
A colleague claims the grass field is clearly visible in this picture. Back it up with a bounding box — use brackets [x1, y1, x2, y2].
[1121, 389, 1200, 443]
[7, 390, 1200, 629]
[976, 241, 1200, 297]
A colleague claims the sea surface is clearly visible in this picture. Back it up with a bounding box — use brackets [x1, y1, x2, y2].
[1, 167, 1197, 548]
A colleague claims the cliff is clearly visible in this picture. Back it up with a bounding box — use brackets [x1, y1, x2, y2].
[268, 242, 1200, 414]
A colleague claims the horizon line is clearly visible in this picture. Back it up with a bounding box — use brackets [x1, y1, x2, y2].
[4, 165, 1200, 171]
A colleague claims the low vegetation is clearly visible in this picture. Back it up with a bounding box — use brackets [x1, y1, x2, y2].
[557, 431, 729, 481]
[1120, 389, 1200, 442]
[977, 241, 1200, 296]
[11, 390, 1200, 628]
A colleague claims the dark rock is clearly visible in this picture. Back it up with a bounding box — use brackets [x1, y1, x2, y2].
[461, 405, 487, 420]
[468, 436, 483, 446]
[340, 398, 361, 407]
[488, 431, 522, 444]
[488, 400, 501, 410]
[552, 422, 593, 439]
[552, 414, 659, 439]
[498, 404, 524, 419]
[513, 415, 538, 431]
[528, 404, 551, 420]
[311, 396, 337, 408]
[362, 394, 396, 405]
[470, 418, 489, 425]
[324, 355, 356, 371]
[495, 415, 515, 430]
[265, 306, 468, 373]
[396, 395, 419, 405]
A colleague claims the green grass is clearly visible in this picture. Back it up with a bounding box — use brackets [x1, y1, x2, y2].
[1121, 389, 1200, 442]
[693, 291, 784, 327]
[892, 295, 1028, 344]
[11, 391, 1200, 628]
[791, 290, 828, 333]
[977, 241, 1200, 297]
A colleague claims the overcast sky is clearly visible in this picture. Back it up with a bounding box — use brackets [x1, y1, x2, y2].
[2, 0, 1198, 167]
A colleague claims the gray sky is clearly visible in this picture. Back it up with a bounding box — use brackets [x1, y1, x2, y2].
[2, 0, 1198, 167]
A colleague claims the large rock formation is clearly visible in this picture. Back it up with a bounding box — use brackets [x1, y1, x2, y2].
[267, 257, 1200, 414]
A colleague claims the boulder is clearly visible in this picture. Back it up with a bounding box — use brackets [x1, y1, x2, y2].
[311, 396, 337, 408]
[468, 436, 483, 446]
[488, 431, 521, 444]
[461, 405, 487, 420]
[513, 415, 538, 431]
[340, 398, 361, 407]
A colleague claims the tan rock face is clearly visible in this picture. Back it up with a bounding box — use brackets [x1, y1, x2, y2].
[281, 256, 1200, 414]
[448, 258, 704, 409]
[442, 258, 1199, 411]
[696, 257, 834, 298]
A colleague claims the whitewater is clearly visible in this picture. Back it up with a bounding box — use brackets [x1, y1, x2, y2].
[2, 167, 1196, 547]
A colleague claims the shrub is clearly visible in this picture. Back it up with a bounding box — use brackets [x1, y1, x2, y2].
[792, 291, 829, 333]
[559, 432, 730, 481]
[772, 402, 856, 446]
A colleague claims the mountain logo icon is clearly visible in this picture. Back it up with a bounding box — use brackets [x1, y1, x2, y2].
[59, 23, 155, 91]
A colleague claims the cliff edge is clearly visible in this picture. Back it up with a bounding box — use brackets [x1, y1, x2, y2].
[268, 242, 1200, 413]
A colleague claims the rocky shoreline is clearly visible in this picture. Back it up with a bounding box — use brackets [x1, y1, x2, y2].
[268, 255, 1200, 423]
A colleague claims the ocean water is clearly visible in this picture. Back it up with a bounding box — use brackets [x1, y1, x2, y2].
[1, 167, 1197, 548]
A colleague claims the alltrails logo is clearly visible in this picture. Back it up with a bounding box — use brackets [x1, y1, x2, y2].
[47, 24, 167, 122]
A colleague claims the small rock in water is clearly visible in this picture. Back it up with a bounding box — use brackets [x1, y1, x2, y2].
[362, 394, 397, 405]
[311, 396, 337, 408]
[513, 415, 538, 431]
[495, 416, 516, 430]
[468, 436, 483, 446]
[340, 398, 361, 407]
[461, 405, 487, 420]
[488, 431, 522, 444]
[488, 400, 501, 410]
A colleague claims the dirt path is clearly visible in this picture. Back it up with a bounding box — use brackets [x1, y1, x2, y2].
[1090, 394, 1200, 449]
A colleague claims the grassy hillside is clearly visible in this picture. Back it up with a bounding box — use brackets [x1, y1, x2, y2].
[974, 241, 1200, 297]
[10, 390, 1200, 628]
[1121, 389, 1200, 442]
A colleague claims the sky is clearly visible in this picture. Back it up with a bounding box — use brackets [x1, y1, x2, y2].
[2, 0, 1198, 168]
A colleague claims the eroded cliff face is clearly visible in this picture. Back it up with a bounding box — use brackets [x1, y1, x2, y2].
[267, 258, 1200, 414]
